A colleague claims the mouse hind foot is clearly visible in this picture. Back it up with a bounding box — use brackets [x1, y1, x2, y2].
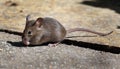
[48, 42, 60, 47]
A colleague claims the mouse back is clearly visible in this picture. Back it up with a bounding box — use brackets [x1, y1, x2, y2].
[42, 17, 66, 42]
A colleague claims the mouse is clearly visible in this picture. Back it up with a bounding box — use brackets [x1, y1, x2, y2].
[22, 15, 113, 46]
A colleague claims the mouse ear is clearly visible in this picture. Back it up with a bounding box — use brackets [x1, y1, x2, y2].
[26, 15, 30, 23]
[34, 17, 43, 27]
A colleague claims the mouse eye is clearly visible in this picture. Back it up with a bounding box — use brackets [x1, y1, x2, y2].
[28, 31, 32, 35]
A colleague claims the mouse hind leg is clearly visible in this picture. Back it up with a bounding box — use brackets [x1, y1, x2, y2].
[48, 35, 65, 47]
[48, 42, 61, 47]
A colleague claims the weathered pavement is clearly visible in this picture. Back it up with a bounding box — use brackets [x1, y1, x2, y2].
[0, 0, 120, 69]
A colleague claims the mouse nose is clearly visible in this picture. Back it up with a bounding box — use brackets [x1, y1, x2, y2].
[22, 37, 30, 46]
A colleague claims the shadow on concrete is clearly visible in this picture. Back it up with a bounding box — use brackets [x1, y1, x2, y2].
[81, 0, 120, 13]
[0, 29, 22, 36]
[62, 39, 120, 54]
[117, 26, 120, 29]
[7, 39, 120, 54]
[7, 41, 49, 47]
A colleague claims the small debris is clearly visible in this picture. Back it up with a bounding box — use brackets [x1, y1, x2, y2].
[19, 10, 23, 13]
[0, 48, 3, 52]
[4, 1, 18, 7]
[117, 26, 120, 29]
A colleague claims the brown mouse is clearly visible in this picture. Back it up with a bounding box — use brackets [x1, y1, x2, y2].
[22, 15, 113, 46]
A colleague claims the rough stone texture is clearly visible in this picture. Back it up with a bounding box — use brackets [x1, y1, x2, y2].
[0, 0, 120, 69]
[0, 0, 120, 47]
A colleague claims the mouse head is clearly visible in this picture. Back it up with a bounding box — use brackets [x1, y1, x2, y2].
[22, 15, 44, 46]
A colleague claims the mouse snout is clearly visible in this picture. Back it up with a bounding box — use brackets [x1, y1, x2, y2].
[22, 37, 30, 46]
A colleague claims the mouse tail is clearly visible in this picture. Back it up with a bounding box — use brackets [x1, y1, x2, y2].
[67, 28, 113, 36]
